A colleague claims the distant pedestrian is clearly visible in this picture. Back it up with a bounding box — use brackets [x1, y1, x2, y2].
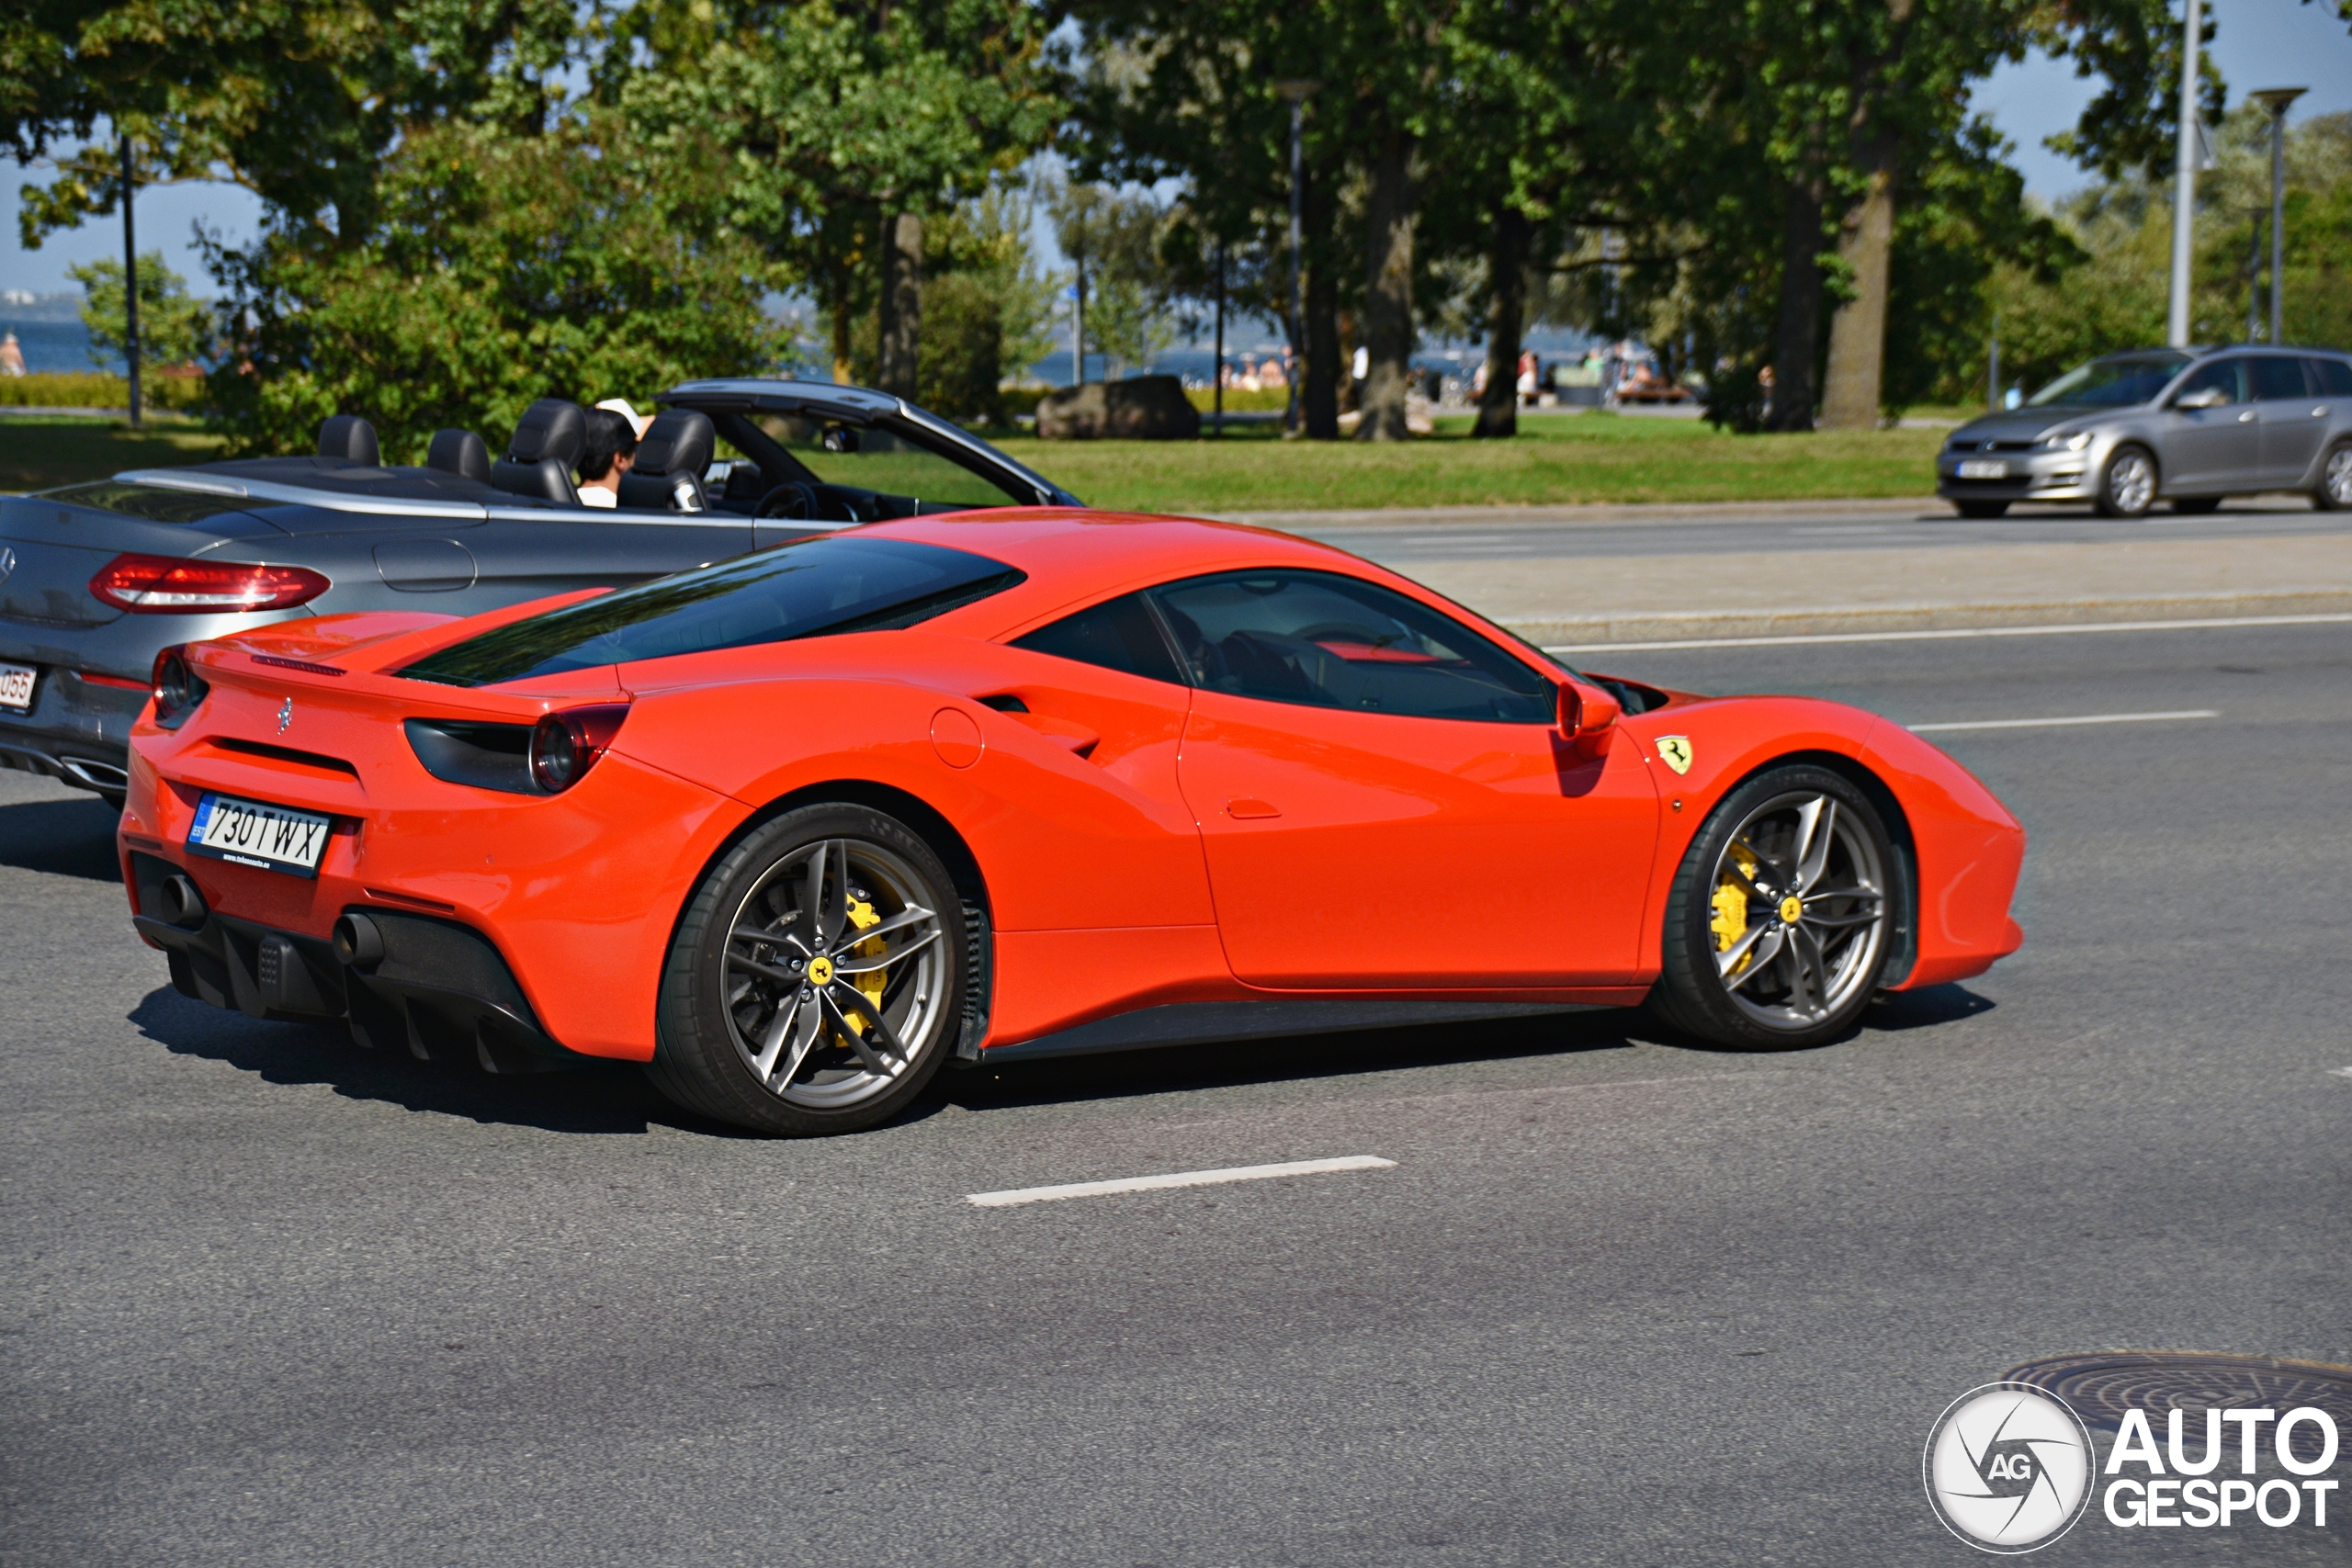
[0, 333, 24, 377]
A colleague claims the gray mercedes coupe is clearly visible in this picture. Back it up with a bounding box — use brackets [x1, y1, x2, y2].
[1936, 344, 2352, 520]
[0, 380, 1079, 804]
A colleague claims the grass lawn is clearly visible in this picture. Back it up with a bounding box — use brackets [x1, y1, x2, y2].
[990, 412, 1944, 513]
[0, 415, 227, 493]
[3, 408, 1949, 513]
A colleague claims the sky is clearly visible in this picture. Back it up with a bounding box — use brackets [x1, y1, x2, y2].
[3, 0, 2347, 302]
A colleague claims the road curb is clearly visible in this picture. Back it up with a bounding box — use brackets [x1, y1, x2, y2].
[1509, 590, 2352, 648]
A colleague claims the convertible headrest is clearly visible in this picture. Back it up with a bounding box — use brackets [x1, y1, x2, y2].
[316, 414, 379, 468]
[631, 410, 715, 478]
[503, 399, 587, 468]
[424, 428, 492, 483]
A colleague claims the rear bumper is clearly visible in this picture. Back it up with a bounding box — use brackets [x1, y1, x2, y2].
[0, 671, 145, 796]
[127, 850, 587, 1074]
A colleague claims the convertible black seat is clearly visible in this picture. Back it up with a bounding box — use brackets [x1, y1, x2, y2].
[491, 400, 587, 504]
[616, 409, 717, 512]
[316, 414, 380, 468]
[425, 428, 492, 483]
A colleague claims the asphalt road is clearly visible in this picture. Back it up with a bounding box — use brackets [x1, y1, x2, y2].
[1294, 496, 2352, 565]
[5, 618, 2348, 1566]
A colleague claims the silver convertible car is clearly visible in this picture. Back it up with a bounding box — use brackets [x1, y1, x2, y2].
[1937, 345, 2352, 519]
[0, 379, 1077, 803]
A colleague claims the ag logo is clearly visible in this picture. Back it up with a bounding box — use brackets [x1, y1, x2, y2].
[1924, 1382, 2095, 1552]
[1656, 736, 1694, 775]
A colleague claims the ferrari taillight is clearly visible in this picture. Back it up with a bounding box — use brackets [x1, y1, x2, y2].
[149, 645, 209, 728]
[91, 552, 332, 613]
[529, 704, 630, 794]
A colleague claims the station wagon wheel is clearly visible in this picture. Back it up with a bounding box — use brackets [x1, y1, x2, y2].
[649, 803, 967, 1135]
[2095, 444, 2157, 519]
[1647, 764, 1896, 1050]
[2317, 441, 2352, 512]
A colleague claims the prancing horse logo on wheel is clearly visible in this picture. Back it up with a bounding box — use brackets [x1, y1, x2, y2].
[1657, 736, 1694, 775]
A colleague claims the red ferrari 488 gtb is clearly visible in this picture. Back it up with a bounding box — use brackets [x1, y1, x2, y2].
[119, 510, 2023, 1134]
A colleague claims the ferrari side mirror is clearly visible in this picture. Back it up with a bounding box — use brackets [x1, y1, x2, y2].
[1556, 680, 1620, 760]
[2174, 387, 2227, 410]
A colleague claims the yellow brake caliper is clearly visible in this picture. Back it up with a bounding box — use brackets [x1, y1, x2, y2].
[1712, 843, 1759, 976]
[840, 897, 887, 1034]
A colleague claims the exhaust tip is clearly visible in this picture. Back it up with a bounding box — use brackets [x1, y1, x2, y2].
[158, 874, 208, 930]
[332, 912, 385, 968]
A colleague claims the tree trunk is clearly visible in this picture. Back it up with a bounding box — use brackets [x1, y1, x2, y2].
[876, 210, 922, 400]
[830, 262, 855, 385]
[1474, 205, 1531, 439]
[1357, 127, 1417, 443]
[1765, 175, 1826, 432]
[1303, 162, 1341, 440]
[1818, 138, 1896, 430]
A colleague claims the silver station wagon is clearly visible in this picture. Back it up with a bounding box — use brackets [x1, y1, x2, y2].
[1937, 345, 2352, 519]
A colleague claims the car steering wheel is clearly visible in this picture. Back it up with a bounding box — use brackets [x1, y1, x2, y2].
[755, 481, 820, 521]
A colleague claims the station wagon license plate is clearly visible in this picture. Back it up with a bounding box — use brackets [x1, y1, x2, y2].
[185, 792, 333, 877]
[1955, 459, 2008, 480]
[0, 661, 34, 713]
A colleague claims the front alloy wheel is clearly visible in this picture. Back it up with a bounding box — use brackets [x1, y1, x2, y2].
[2095, 445, 2157, 518]
[2316, 442, 2352, 512]
[1649, 766, 1896, 1049]
[649, 804, 966, 1134]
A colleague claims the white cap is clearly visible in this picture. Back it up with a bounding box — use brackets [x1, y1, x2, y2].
[594, 398, 653, 438]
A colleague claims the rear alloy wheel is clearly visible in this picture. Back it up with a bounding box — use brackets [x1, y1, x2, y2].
[2316, 441, 2352, 512]
[1647, 765, 1896, 1050]
[1951, 500, 2010, 519]
[2094, 444, 2158, 518]
[648, 804, 966, 1134]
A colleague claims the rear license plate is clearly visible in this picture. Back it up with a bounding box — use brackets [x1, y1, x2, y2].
[0, 661, 34, 713]
[1956, 459, 2008, 480]
[185, 792, 333, 877]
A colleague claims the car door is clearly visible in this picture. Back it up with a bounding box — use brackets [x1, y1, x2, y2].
[2159, 358, 2258, 493]
[1149, 569, 1662, 989]
[2254, 356, 2329, 488]
[468, 505, 759, 601]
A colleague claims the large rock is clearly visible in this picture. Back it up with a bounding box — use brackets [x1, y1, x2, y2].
[1035, 374, 1201, 440]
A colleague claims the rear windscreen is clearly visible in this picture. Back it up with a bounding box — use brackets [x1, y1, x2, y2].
[401, 535, 1024, 688]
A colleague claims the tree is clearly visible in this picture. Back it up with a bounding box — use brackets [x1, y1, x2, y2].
[610, 0, 1057, 387]
[4, 0, 577, 250]
[204, 117, 783, 461]
[68, 252, 210, 368]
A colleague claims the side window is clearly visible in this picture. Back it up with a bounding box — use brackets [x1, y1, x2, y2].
[2174, 359, 2245, 406]
[1146, 570, 1554, 723]
[1011, 592, 1185, 684]
[2306, 358, 2352, 399]
[2250, 356, 2312, 401]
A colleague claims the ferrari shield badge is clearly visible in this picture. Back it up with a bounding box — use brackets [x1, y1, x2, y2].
[1657, 736, 1694, 775]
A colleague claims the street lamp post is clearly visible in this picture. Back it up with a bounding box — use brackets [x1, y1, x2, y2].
[1272, 80, 1320, 435]
[2165, 0, 2203, 348]
[2252, 87, 2306, 346]
[120, 133, 141, 431]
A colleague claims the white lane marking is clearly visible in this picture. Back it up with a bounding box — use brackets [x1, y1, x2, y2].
[967, 1155, 1396, 1209]
[1545, 611, 2352, 654]
[1908, 709, 2217, 733]
[2330, 1066, 2352, 1079]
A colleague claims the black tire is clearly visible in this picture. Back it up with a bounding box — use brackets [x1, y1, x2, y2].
[2093, 444, 2158, 518]
[2170, 494, 2223, 514]
[1645, 764, 1897, 1051]
[646, 803, 967, 1135]
[1951, 499, 2009, 519]
[2316, 441, 2352, 512]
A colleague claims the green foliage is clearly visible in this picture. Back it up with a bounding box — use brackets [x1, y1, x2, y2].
[204, 117, 785, 461]
[67, 252, 211, 368]
[4, 0, 578, 248]
[916, 275, 1006, 424]
[1049, 179, 1176, 378]
[1984, 109, 2352, 401]
[0, 371, 206, 410]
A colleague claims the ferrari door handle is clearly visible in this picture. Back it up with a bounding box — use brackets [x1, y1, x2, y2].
[1225, 798, 1281, 819]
